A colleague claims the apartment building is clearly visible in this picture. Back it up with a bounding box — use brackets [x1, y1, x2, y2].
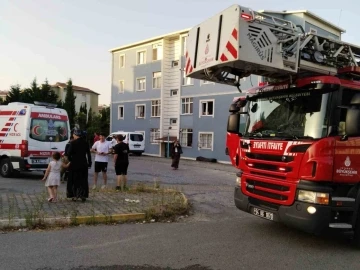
[0, 90, 8, 102]
[51, 82, 100, 114]
[109, 9, 344, 162]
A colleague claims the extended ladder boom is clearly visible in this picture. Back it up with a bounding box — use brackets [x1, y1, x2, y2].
[185, 4, 360, 87]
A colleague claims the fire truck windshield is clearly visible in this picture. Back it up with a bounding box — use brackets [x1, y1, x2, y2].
[244, 91, 330, 140]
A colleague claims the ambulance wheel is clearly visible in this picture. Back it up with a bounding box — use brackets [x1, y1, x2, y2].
[0, 158, 14, 178]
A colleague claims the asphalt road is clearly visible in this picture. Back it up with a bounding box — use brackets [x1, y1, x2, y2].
[1, 155, 360, 270]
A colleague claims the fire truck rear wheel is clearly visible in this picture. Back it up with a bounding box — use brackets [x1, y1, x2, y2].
[0, 158, 14, 178]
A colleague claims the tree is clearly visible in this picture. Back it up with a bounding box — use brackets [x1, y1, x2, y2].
[3, 84, 22, 104]
[86, 111, 102, 140]
[63, 79, 77, 129]
[80, 103, 87, 115]
[99, 106, 110, 134]
[41, 79, 59, 104]
[20, 88, 33, 103]
[87, 107, 93, 128]
[74, 112, 87, 131]
[29, 78, 42, 102]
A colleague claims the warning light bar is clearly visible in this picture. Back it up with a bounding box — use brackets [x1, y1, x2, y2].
[241, 13, 252, 20]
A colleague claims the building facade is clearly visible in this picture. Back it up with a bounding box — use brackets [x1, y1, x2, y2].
[51, 82, 100, 114]
[109, 9, 344, 163]
[0, 91, 8, 102]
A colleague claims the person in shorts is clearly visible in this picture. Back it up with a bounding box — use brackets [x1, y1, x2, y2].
[113, 134, 130, 191]
[91, 132, 112, 190]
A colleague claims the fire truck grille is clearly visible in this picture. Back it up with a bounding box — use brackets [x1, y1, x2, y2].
[246, 153, 294, 163]
[245, 179, 289, 202]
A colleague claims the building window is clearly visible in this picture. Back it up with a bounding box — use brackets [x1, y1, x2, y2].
[135, 104, 145, 119]
[182, 71, 193, 86]
[118, 106, 124, 119]
[200, 100, 214, 117]
[136, 77, 146, 91]
[152, 72, 161, 89]
[170, 118, 177, 125]
[181, 97, 193, 114]
[119, 54, 125, 68]
[199, 132, 213, 150]
[151, 100, 161, 117]
[150, 128, 160, 143]
[170, 89, 178, 96]
[180, 128, 193, 147]
[137, 50, 146, 65]
[119, 80, 124, 93]
[152, 44, 163, 61]
[182, 36, 187, 55]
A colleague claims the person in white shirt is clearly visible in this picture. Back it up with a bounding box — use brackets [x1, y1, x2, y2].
[90, 132, 112, 190]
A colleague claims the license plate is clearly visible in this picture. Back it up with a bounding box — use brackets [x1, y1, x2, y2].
[252, 207, 274, 221]
[32, 159, 48, 164]
[134, 145, 140, 148]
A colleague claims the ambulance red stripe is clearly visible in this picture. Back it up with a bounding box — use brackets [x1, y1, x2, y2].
[0, 111, 16, 116]
[30, 112, 68, 121]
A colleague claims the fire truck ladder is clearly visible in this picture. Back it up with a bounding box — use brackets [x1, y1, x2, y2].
[197, 8, 360, 87]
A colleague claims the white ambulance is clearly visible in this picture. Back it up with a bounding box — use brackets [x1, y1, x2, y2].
[0, 101, 70, 177]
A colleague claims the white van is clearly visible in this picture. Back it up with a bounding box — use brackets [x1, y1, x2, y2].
[106, 131, 145, 156]
[0, 101, 70, 177]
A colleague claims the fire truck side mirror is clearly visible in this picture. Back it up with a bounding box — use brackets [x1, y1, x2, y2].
[227, 113, 241, 135]
[229, 104, 240, 113]
[345, 93, 360, 137]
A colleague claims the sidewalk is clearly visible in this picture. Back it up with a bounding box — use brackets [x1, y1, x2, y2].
[0, 185, 189, 229]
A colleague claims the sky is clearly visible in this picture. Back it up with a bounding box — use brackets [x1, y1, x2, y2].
[0, 0, 359, 105]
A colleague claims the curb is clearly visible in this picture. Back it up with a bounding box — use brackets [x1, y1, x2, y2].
[0, 213, 146, 228]
[0, 191, 189, 230]
[74, 213, 146, 224]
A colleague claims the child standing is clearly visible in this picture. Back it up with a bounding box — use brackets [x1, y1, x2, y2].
[42, 152, 69, 202]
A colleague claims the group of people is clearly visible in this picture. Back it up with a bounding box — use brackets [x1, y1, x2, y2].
[41, 130, 130, 203]
[41, 130, 183, 203]
[91, 132, 130, 191]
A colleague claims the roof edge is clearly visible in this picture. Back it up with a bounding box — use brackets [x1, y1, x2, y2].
[109, 27, 191, 53]
[258, 9, 346, 33]
[51, 84, 100, 95]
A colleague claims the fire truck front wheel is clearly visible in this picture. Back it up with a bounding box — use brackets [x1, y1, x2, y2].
[0, 158, 14, 178]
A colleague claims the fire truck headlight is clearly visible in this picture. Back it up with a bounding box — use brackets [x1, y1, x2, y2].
[297, 190, 329, 205]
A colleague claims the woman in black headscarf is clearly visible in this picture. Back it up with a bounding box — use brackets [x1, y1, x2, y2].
[171, 139, 183, 170]
[66, 129, 92, 202]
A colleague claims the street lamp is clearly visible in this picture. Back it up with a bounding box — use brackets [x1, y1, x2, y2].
[167, 126, 172, 158]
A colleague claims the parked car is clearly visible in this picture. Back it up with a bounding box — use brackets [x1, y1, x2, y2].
[106, 131, 145, 156]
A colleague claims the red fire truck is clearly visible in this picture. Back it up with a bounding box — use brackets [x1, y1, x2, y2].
[185, 4, 360, 245]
